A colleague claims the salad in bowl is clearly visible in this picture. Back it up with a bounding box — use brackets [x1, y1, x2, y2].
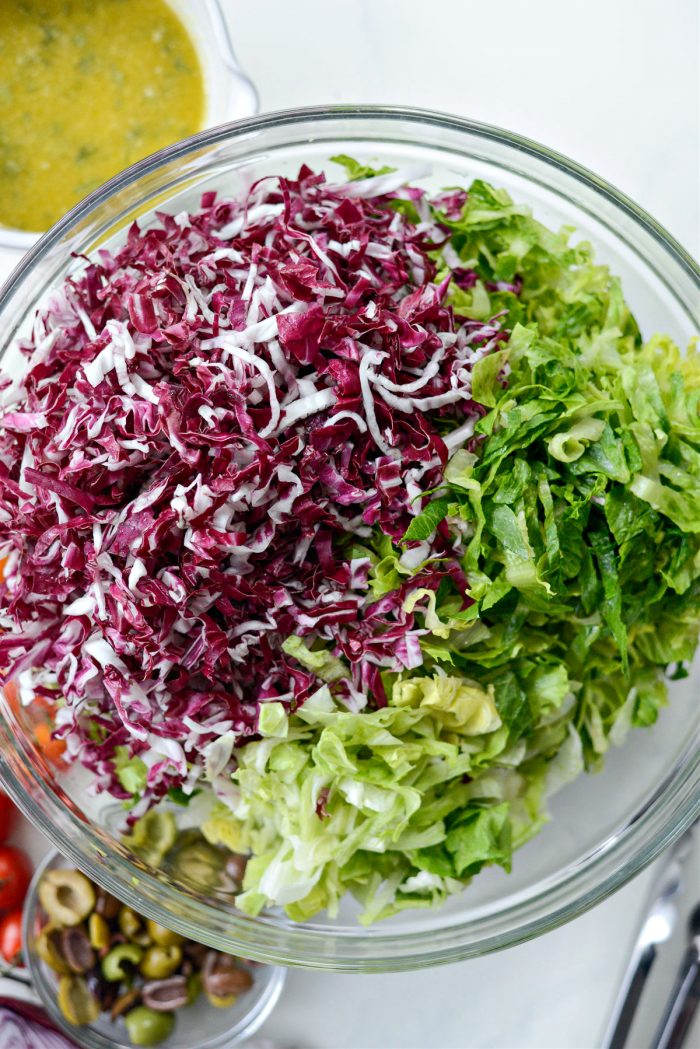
[0, 108, 697, 968]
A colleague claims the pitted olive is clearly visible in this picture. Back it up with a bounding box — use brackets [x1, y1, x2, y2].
[57, 975, 101, 1026]
[118, 906, 151, 946]
[36, 924, 70, 974]
[38, 869, 95, 926]
[123, 1005, 175, 1046]
[60, 925, 95, 973]
[102, 942, 143, 982]
[144, 919, 184, 948]
[141, 975, 189, 1012]
[139, 944, 182, 981]
[202, 950, 253, 1004]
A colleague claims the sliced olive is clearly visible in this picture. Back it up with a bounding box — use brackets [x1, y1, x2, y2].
[110, 986, 141, 1022]
[224, 853, 248, 887]
[144, 919, 184, 948]
[95, 888, 121, 921]
[207, 991, 238, 1007]
[88, 912, 110, 951]
[182, 941, 209, 969]
[186, 971, 201, 1004]
[36, 924, 70, 975]
[123, 1005, 175, 1047]
[125, 810, 177, 867]
[60, 925, 95, 974]
[57, 975, 101, 1026]
[141, 975, 189, 1011]
[139, 944, 182, 981]
[102, 942, 143, 982]
[118, 906, 150, 946]
[38, 869, 95, 927]
[169, 839, 225, 892]
[85, 968, 119, 1011]
[202, 950, 253, 1000]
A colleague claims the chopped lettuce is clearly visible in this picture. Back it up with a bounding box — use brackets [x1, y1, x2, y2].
[214, 176, 699, 923]
[114, 746, 148, 797]
[215, 700, 525, 923]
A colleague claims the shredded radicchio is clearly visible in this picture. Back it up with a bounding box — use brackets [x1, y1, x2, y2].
[0, 165, 511, 803]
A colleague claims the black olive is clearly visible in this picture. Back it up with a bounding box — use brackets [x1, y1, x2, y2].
[85, 968, 119, 1011]
[202, 951, 253, 998]
[141, 975, 189, 1012]
[109, 986, 141, 1022]
[60, 925, 95, 974]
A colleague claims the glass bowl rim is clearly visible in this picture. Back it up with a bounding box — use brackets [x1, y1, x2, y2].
[21, 848, 287, 1047]
[0, 104, 698, 972]
[2, 104, 698, 293]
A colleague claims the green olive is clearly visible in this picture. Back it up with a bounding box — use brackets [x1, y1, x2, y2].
[145, 919, 184, 948]
[186, 971, 202, 1005]
[170, 839, 225, 891]
[57, 975, 101, 1026]
[102, 942, 144, 982]
[124, 810, 177, 867]
[36, 924, 70, 975]
[206, 991, 238, 1008]
[118, 906, 151, 946]
[88, 912, 110, 951]
[139, 944, 182, 980]
[38, 869, 95, 927]
[123, 1005, 175, 1047]
[109, 986, 141, 1023]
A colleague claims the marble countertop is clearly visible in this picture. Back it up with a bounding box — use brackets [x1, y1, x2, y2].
[1, 1, 697, 1046]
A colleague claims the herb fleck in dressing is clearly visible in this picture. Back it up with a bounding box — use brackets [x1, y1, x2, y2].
[0, 0, 204, 232]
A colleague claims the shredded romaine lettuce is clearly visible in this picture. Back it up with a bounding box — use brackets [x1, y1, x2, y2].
[202, 174, 700, 923]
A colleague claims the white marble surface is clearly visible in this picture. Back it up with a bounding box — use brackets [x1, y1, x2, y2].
[231, 0, 700, 257]
[0, 1, 698, 1047]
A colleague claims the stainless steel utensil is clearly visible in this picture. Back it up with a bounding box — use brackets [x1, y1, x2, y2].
[603, 828, 695, 1049]
[652, 904, 700, 1049]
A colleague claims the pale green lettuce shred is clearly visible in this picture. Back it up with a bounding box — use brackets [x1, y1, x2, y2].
[198, 174, 700, 925]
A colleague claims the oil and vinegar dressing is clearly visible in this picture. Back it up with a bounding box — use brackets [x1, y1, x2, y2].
[0, 0, 204, 232]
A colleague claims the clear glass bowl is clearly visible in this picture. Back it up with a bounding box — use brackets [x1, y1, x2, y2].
[23, 850, 286, 1048]
[0, 106, 698, 972]
[0, 0, 258, 253]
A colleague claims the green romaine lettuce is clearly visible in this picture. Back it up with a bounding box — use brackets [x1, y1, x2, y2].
[207, 177, 699, 924]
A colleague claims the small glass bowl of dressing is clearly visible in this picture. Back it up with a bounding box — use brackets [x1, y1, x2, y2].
[0, 0, 258, 253]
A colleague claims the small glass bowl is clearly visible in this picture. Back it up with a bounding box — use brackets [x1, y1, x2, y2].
[0, 0, 258, 253]
[22, 851, 286, 1049]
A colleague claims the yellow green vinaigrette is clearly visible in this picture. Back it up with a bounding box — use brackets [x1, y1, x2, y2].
[0, 0, 204, 232]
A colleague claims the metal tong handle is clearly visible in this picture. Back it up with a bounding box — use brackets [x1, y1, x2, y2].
[602, 825, 696, 1049]
[605, 944, 658, 1049]
[652, 932, 700, 1049]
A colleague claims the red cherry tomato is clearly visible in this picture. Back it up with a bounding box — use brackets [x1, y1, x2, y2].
[0, 847, 31, 912]
[0, 908, 23, 965]
[2, 680, 67, 769]
[0, 793, 16, 844]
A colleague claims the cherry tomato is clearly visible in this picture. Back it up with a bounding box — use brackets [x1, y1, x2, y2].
[0, 847, 31, 912]
[0, 792, 16, 844]
[2, 680, 67, 769]
[34, 721, 67, 764]
[0, 908, 23, 965]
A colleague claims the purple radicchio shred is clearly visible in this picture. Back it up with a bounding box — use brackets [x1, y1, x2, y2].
[0, 165, 510, 803]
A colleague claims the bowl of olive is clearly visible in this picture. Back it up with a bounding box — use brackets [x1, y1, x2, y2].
[22, 851, 286, 1049]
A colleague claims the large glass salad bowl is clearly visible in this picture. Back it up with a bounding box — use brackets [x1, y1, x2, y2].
[0, 107, 698, 972]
